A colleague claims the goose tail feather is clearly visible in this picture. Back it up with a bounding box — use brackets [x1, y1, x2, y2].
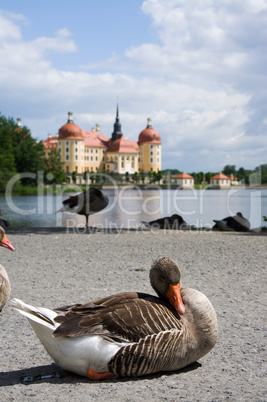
[11, 298, 58, 330]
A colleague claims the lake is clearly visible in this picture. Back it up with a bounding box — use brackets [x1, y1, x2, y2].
[0, 187, 266, 230]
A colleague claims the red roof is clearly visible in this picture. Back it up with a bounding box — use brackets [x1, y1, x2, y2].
[83, 130, 108, 148]
[138, 127, 161, 144]
[43, 135, 58, 150]
[211, 172, 230, 180]
[58, 122, 83, 140]
[173, 172, 194, 179]
[107, 134, 139, 154]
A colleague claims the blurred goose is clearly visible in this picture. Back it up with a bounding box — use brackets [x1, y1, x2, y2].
[0, 209, 10, 228]
[12, 257, 218, 380]
[142, 214, 187, 229]
[0, 227, 15, 311]
[213, 212, 250, 232]
[57, 187, 109, 227]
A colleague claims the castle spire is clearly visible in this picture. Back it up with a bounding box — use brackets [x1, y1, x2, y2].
[111, 102, 122, 141]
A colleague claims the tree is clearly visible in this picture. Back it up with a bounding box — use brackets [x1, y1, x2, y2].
[133, 172, 139, 184]
[83, 171, 88, 182]
[148, 170, 154, 183]
[90, 171, 95, 184]
[223, 165, 236, 177]
[72, 171, 77, 183]
[44, 149, 67, 184]
[155, 170, 163, 184]
[125, 171, 130, 183]
[0, 114, 19, 192]
[11, 122, 45, 185]
[139, 170, 145, 184]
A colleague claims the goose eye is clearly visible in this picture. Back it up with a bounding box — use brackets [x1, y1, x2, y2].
[160, 275, 166, 281]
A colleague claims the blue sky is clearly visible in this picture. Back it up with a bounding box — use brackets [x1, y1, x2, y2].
[0, 0, 266, 172]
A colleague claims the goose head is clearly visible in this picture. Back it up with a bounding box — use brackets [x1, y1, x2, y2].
[150, 257, 185, 315]
[0, 227, 15, 251]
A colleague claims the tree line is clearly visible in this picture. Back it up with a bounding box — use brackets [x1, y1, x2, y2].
[0, 113, 66, 192]
[163, 164, 267, 185]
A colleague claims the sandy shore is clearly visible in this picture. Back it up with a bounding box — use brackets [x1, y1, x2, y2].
[1, 229, 266, 401]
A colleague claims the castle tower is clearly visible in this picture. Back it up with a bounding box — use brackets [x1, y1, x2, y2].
[138, 118, 161, 172]
[111, 103, 122, 141]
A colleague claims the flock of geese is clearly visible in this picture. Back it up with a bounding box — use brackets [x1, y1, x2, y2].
[0, 187, 250, 380]
[54, 187, 251, 232]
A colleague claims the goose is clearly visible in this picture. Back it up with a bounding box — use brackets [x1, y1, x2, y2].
[141, 214, 187, 229]
[12, 257, 218, 380]
[0, 227, 15, 311]
[213, 212, 250, 232]
[0, 209, 10, 228]
[57, 187, 109, 228]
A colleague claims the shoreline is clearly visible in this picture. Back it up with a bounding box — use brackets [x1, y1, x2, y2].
[5, 226, 267, 235]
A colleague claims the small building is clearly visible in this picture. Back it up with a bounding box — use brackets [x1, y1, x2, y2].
[229, 174, 240, 186]
[173, 172, 194, 189]
[210, 172, 231, 189]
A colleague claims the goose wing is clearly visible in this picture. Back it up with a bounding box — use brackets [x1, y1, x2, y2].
[62, 188, 107, 215]
[53, 292, 181, 342]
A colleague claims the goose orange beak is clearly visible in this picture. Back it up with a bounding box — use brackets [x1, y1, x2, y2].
[0, 234, 15, 251]
[166, 283, 185, 315]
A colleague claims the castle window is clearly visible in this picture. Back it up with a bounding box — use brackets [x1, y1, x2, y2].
[150, 158, 153, 163]
[66, 147, 69, 152]
[75, 155, 78, 160]
[66, 155, 69, 161]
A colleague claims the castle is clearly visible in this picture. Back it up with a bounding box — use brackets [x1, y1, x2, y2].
[43, 106, 162, 175]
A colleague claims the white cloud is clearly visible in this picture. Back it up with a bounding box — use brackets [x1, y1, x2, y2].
[0, 1, 266, 172]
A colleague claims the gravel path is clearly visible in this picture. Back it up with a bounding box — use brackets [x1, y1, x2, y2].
[1, 230, 266, 401]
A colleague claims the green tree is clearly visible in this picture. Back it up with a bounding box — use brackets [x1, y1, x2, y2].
[125, 171, 130, 183]
[44, 149, 67, 184]
[72, 171, 77, 183]
[155, 170, 163, 184]
[148, 170, 154, 183]
[139, 170, 145, 184]
[0, 114, 19, 192]
[90, 170, 95, 184]
[223, 165, 236, 177]
[11, 122, 45, 184]
[133, 172, 139, 184]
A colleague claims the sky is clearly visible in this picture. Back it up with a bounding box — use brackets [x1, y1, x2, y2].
[0, 0, 266, 172]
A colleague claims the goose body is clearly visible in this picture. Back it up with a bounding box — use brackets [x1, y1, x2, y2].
[12, 258, 218, 379]
[213, 212, 250, 232]
[0, 209, 10, 228]
[142, 214, 187, 230]
[57, 187, 109, 227]
[0, 227, 15, 311]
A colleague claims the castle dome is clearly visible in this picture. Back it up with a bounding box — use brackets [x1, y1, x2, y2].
[58, 111, 83, 140]
[138, 118, 161, 144]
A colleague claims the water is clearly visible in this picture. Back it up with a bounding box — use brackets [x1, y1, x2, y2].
[0, 188, 266, 229]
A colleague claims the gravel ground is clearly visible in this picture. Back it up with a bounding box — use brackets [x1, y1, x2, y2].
[0, 229, 266, 401]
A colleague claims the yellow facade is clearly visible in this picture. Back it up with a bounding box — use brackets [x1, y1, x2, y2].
[140, 143, 161, 172]
[44, 113, 162, 174]
[58, 139, 84, 174]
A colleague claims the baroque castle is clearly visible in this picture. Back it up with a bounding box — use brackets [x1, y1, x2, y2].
[43, 106, 162, 175]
